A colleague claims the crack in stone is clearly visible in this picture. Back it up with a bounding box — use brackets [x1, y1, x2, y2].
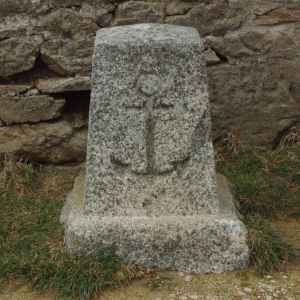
[209, 47, 229, 65]
[0, 36, 10, 42]
[255, 6, 284, 17]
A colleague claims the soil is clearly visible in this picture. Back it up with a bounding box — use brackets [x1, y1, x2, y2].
[1, 264, 299, 300]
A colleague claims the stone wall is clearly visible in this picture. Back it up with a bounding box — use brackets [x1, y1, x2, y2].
[1, 0, 300, 163]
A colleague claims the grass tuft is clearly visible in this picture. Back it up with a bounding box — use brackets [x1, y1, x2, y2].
[217, 146, 300, 218]
[217, 144, 300, 274]
[246, 215, 294, 275]
[0, 189, 139, 299]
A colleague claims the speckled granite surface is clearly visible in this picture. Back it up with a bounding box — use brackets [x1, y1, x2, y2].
[62, 24, 249, 273]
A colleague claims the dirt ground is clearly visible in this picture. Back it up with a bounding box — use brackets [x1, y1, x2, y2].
[1, 265, 300, 300]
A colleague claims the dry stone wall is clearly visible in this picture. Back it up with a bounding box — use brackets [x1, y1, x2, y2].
[1, 0, 300, 163]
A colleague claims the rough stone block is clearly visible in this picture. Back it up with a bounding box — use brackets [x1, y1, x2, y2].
[36, 77, 91, 93]
[0, 119, 87, 164]
[114, 1, 164, 26]
[62, 172, 248, 273]
[0, 95, 65, 125]
[62, 24, 249, 273]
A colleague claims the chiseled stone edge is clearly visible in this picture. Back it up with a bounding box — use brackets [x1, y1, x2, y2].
[61, 172, 249, 273]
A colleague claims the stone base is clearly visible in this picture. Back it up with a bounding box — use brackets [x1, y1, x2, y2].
[61, 172, 249, 273]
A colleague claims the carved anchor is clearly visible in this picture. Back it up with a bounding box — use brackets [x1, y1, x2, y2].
[137, 73, 162, 174]
[111, 72, 190, 175]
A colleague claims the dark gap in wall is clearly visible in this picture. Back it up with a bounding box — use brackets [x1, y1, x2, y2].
[61, 90, 91, 116]
[109, 1, 119, 25]
[210, 47, 229, 64]
[0, 53, 62, 85]
[0, 36, 10, 42]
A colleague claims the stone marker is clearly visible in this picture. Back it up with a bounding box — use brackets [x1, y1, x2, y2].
[62, 24, 249, 273]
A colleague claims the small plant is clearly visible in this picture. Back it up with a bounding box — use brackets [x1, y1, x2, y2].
[246, 215, 294, 275]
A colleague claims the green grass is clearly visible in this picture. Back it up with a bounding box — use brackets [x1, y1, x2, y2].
[217, 144, 300, 274]
[1, 143, 299, 295]
[246, 215, 294, 275]
[19, 162, 37, 190]
[0, 190, 136, 299]
[217, 146, 300, 218]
